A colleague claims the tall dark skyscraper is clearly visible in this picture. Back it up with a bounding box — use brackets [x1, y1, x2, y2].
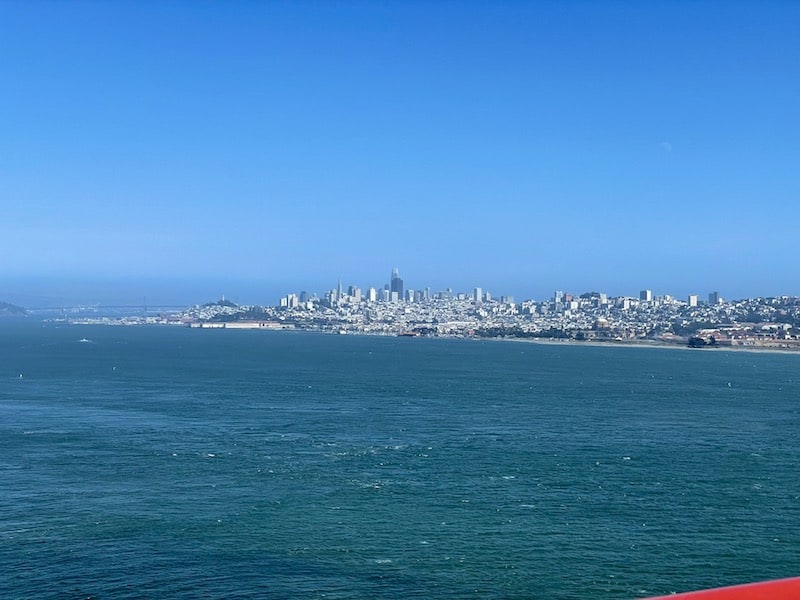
[390, 267, 403, 300]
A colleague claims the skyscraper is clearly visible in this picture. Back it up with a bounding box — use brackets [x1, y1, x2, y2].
[390, 267, 404, 301]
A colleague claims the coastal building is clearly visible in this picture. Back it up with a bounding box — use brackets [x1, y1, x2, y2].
[594, 317, 610, 330]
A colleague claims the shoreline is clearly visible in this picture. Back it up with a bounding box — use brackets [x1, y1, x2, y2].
[34, 318, 800, 356]
[480, 335, 800, 355]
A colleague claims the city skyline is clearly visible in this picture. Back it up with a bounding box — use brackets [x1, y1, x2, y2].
[57, 272, 800, 354]
[0, 258, 737, 310]
[281, 267, 730, 309]
[0, 265, 771, 310]
[2, 2, 799, 305]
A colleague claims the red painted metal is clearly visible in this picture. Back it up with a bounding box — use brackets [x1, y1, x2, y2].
[644, 576, 800, 599]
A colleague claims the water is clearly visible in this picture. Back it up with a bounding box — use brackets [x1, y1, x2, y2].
[1, 322, 798, 598]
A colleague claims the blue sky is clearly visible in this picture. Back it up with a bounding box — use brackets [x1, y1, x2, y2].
[1, 1, 798, 306]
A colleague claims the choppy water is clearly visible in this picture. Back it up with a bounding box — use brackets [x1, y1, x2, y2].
[1, 322, 798, 598]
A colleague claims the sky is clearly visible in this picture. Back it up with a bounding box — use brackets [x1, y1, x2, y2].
[1, 1, 798, 306]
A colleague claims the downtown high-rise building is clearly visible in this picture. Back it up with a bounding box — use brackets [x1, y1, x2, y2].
[390, 267, 403, 300]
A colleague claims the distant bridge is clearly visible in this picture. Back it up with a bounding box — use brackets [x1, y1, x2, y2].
[27, 305, 190, 312]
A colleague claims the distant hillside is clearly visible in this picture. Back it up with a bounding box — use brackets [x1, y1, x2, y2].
[0, 301, 27, 316]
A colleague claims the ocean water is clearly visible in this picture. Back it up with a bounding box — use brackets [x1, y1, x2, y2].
[1, 322, 798, 599]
